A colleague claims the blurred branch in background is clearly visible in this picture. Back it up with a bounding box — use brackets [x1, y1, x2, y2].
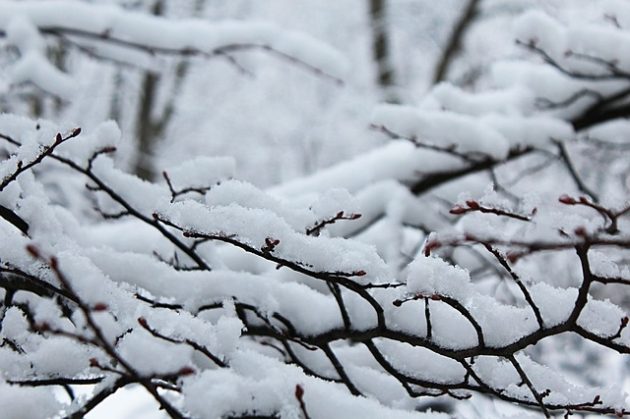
[432, 0, 480, 84]
[369, 0, 398, 102]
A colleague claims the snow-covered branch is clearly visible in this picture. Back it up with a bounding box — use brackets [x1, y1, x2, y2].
[0, 1, 347, 97]
[1, 2, 629, 418]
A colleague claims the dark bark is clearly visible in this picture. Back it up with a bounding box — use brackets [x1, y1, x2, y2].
[433, 0, 481, 84]
[369, 0, 397, 101]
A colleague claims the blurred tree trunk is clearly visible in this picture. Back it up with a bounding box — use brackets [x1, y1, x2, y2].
[136, 72, 160, 180]
[369, 0, 397, 102]
[133, 0, 164, 181]
[133, 0, 206, 180]
[432, 0, 480, 84]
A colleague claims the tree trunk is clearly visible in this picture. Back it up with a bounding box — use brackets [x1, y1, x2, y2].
[369, 0, 397, 102]
[133, 0, 164, 180]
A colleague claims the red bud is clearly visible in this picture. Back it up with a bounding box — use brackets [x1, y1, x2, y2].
[92, 303, 108, 312]
[178, 366, 195, 376]
[35, 322, 50, 332]
[25, 244, 40, 258]
[424, 240, 441, 256]
[295, 384, 304, 400]
[449, 205, 467, 215]
[265, 237, 280, 246]
[574, 226, 587, 237]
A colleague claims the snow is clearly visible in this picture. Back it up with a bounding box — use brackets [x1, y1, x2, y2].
[378, 340, 465, 384]
[371, 104, 511, 160]
[27, 336, 93, 376]
[406, 256, 471, 301]
[4, 15, 75, 98]
[91, 157, 171, 215]
[205, 180, 315, 230]
[0, 380, 61, 419]
[160, 200, 389, 281]
[529, 282, 577, 327]
[602, 0, 630, 30]
[516, 9, 630, 76]
[165, 156, 235, 195]
[8, 52, 77, 98]
[118, 330, 193, 376]
[429, 84, 535, 116]
[578, 298, 626, 338]
[183, 350, 448, 419]
[87, 250, 345, 336]
[482, 114, 574, 149]
[590, 250, 630, 279]
[57, 121, 122, 164]
[270, 141, 444, 197]
[0, 1, 349, 95]
[403, 256, 551, 348]
[1, 2, 630, 418]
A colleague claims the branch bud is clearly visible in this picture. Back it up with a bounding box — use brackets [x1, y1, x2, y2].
[449, 205, 467, 215]
[295, 384, 304, 400]
[424, 240, 441, 256]
[34, 322, 50, 332]
[25, 244, 40, 258]
[465, 200, 480, 209]
[178, 366, 195, 376]
[262, 237, 280, 253]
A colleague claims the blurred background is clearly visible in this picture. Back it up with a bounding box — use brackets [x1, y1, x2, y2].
[2, 0, 594, 188]
[3, 1, 624, 418]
